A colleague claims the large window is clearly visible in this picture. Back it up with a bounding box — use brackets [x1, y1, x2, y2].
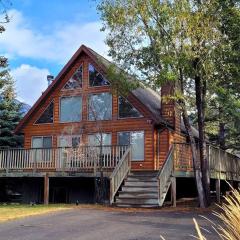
[118, 96, 143, 118]
[63, 65, 83, 90]
[32, 136, 52, 162]
[89, 64, 110, 87]
[58, 135, 81, 148]
[118, 131, 144, 161]
[88, 133, 111, 154]
[88, 93, 112, 120]
[32, 136, 52, 148]
[60, 96, 82, 122]
[35, 101, 54, 124]
[88, 133, 111, 146]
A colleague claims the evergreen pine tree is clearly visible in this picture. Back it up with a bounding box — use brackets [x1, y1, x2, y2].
[0, 61, 23, 147]
[0, 3, 23, 147]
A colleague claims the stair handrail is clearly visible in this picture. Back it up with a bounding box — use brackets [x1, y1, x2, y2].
[157, 145, 174, 206]
[109, 146, 131, 204]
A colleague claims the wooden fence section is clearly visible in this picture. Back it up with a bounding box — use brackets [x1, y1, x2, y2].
[0, 145, 129, 173]
[174, 143, 240, 181]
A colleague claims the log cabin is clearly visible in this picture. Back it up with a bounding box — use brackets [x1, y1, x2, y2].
[0, 45, 240, 207]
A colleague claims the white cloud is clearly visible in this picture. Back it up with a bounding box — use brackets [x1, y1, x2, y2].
[11, 64, 50, 105]
[0, 9, 108, 64]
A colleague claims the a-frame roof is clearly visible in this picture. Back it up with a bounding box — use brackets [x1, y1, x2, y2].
[15, 45, 166, 133]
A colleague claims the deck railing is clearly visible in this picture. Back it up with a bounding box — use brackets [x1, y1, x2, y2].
[158, 145, 174, 206]
[109, 146, 131, 204]
[173, 143, 240, 180]
[0, 145, 129, 173]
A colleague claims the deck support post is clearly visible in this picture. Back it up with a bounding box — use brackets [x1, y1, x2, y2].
[216, 179, 221, 203]
[171, 177, 176, 207]
[44, 174, 49, 205]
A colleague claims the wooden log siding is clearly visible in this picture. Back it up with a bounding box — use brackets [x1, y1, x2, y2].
[22, 54, 156, 170]
[173, 143, 240, 181]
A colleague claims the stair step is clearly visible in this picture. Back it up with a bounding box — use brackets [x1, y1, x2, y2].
[126, 177, 157, 182]
[116, 197, 159, 205]
[115, 203, 159, 208]
[129, 171, 158, 177]
[124, 181, 158, 187]
[122, 186, 158, 192]
[118, 192, 158, 198]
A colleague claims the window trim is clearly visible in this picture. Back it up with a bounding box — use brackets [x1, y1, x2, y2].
[59, 95, 82, 123]
[117, 130, 145, 161]
[117, 96, 144, 120]
[88, 63, 110, 88]
[61, 63, 83, 91]
[34, 100, 54, 125]
[87, 92, 113, 121]
[31, 136, 53, 149]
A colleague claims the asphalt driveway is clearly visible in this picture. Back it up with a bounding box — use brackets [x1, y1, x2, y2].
[0, 207, 219, 240]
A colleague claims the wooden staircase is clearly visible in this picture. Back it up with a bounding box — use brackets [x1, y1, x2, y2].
[110, 146, 175, 208]
[115, 171, 159, 208]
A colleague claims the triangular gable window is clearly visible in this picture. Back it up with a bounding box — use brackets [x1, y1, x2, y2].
[63, 65, 83, 90]
[89, 64, 110, 87]
[35, 101, 54, 124]
[118, 96, 143, 118]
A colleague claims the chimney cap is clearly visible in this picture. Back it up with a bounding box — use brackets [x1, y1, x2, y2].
[47, 75, 54, 80]
[47, 75, 54, 86]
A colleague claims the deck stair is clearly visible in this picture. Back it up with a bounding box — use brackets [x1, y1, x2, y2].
[115, 171, 160, 208]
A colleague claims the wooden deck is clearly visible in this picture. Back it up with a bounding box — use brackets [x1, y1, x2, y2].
[174, 143, 240, 181]
[0, 145, 129, 178]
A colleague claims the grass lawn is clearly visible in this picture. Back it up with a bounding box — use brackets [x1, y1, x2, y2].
[0, 204, 72, 222]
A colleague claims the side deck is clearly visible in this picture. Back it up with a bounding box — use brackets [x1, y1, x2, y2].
[174, 143, 240, 181]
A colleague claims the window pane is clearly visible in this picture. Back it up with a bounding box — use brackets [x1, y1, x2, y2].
[118, 96, 143, 118]
[88, 133, 111, 155]
[58, 136, 71, 147]
[43, 137, 52, 148]
[88, 133, 111, 146]
[72, 136, 80, 148]
[60, 96, 82, 122]
[35, 101, 54, 124]
[32, 137, 43, 148]
[89, 64, 110, 87]
[131, 131, 144, 161]
[118, 132, 130, 146]
[88, 93, 112, 120]
[63, 65, 83, 90]
[58, 135, 81, 148]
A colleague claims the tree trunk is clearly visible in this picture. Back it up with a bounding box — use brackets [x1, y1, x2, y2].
[195, 74, 210, 206]
[181, 102, 207, 208]
[179, 68, 207, 208]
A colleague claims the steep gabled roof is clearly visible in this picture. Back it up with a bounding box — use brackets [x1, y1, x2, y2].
[15, 45, 165, 133]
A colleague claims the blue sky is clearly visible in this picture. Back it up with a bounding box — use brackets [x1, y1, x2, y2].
[0, 0, 108, 105]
